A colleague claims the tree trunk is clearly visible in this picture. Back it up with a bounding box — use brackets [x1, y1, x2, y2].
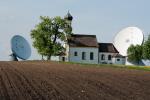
[42, 55, 44, 60]
[47, 55, 51, 60]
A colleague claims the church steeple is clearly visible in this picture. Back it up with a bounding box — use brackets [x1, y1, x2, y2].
[64, 11, 73, 21]
[64, 11, 73, 26]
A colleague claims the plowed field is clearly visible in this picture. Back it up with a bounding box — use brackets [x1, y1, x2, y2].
[0, 61, 150, 100]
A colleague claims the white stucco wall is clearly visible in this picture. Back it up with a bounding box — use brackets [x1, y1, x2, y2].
[64, 43, 70, 62]
[112, 57, 126, 65]
[99, 53, 116, 64]
[51, 56, 59, 61]
[68, 47, 99, 64]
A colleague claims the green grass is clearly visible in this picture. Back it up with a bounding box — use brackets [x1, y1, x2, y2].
[127, 66, 150, 71]
[60, 61, 150, 71]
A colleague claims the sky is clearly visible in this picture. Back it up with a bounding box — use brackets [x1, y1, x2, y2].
[0, 0, 150, 60]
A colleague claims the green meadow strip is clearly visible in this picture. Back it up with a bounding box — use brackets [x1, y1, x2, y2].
[60, 61, 150, 71]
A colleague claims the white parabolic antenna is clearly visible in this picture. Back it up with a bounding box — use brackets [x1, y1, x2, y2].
[113, 27, 144, 56]
[10, 35, 31, 61]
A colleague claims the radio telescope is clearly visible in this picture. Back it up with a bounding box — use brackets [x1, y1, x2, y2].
[10, 35, 31, 61]
[113, 27, 144, 57]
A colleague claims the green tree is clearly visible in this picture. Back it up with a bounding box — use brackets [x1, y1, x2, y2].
[127, 44, 143, 64]
[143, 35, 150, 60]
[31, 16, 72, 60]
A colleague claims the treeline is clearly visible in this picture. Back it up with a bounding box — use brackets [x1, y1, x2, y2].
[127, 35, 150, 64]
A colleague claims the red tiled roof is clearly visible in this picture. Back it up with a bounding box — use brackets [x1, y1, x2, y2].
[68, 34, 99, 47]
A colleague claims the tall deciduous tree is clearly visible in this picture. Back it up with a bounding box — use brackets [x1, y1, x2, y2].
[143, 35, 150, 60]
[127, 44, 143, 64]
[31, 16, 72, 60]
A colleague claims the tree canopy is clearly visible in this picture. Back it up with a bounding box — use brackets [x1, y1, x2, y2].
[143, 35, 150, 60]
[31, 16, 72, 60]
[127, 44, 143, 64]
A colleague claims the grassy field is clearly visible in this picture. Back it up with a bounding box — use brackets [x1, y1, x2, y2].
[61, 61, 150, 71]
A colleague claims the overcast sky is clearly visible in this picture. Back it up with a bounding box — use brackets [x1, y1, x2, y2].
[0, 0, 150, 60]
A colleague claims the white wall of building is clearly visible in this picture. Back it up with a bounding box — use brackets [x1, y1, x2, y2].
[99, 52, 126, 64]
[112, 57, 126, 65]
[51, 56, 60, 61]
[99, 53, 116, 64]
[62, 44, 126, 65]
[64, 43, 70, 62]
[68, 47, 99, 64]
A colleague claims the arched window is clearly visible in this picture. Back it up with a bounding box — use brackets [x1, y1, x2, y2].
[101, 54, 105, 60]
[108, 55, 112, 60]
[74, 51, 78, 56]
[82, 52, 86, 60]
[90, 52, 94, 60]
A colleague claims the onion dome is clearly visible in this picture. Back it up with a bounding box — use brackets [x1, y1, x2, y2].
[64, 11, 73, 21]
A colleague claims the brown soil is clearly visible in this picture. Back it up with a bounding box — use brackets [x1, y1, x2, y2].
[0, 61, 150, 100]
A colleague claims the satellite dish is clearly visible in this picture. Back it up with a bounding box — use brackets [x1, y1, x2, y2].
[113, 27, 144, 56]
[10, 35, 31, 61]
